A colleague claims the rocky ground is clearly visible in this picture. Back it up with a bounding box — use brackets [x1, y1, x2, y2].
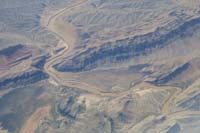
[0, 0, 200, 133]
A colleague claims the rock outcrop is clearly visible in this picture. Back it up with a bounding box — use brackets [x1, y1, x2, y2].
[55, 17, 200, 72]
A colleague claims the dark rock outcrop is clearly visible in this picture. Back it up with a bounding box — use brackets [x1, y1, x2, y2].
[153, 63, 190, 85]
[0, 69, 48, 89]
[31, 55, 48, 69]
[56, 96, 86, 120]
[0, 44, 24, 57]
[151, 58, 200, 87]
[55, 17, 200, 72]
[178, 93, 200, 111]
[166, 122, 180, 133]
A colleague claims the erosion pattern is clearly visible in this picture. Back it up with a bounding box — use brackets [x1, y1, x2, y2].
[0, 0, 200, 133]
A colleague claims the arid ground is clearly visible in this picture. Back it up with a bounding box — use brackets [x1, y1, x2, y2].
[0, 0, 200, 133]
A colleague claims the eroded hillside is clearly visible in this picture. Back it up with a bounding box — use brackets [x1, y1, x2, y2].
[0, 0, 200, 133]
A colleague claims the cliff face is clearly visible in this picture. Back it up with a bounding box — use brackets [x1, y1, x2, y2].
[0, 44, 48, 89]
[54, 17, 200, 72]
[0, 69, 48, 90]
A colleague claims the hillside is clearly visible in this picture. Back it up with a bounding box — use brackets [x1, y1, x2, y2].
[0, 0, 200, 133]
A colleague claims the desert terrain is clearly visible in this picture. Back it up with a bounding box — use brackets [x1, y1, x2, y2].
[0, 0, 200, 133]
